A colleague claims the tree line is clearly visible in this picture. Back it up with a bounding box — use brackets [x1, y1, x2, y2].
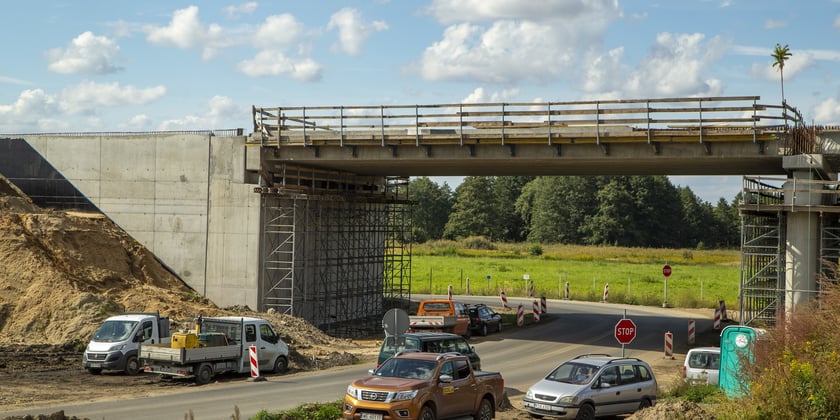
[408, 175, 741, 249]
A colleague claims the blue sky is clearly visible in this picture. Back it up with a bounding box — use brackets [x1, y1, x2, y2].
[2, 1, 839, 203]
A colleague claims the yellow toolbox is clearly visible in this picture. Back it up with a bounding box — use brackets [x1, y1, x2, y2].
[171, 332, 199, 349]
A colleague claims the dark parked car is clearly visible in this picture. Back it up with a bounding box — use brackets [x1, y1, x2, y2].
[468, 304, 502, 336]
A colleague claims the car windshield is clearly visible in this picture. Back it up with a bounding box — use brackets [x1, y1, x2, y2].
[374, 358, 437, 380]
[93, 320, 137, 342]
[688, 352, 721, 369]
[546, 362, 598, 384]
[381, 336, 421, 354]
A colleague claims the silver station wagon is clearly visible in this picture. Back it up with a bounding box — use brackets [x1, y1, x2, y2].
[523, 354, 657, 419]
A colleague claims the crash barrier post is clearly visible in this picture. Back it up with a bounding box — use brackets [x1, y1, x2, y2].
[664, 332, 674, 359]
[564, 281, 570, 300]
[540, 295, 547, 314]
[500, 290, 510, 309]
[688, 319, 695, 345]
[603, 283, 609, 302]
[714, 308, 721, 330]
[719, 300, 729, 321]
[249, 345, 263, 381]
[465, 278, 470, 295]
[516, 304, 524, 327]
[448, 284, 453, 301]
[532, 300, 540, 322]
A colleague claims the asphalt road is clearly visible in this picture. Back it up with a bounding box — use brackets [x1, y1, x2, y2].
[1, 296, 718, 420]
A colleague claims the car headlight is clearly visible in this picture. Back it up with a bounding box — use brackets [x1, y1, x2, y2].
[346, 385, 359, 398]
[108, 344, 125, 352]
[525, 389, 534, 399]
[558, 395, 578, 404]
[392, 390, 418, 401]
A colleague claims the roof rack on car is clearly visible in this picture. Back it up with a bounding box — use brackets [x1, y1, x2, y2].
[604, 357, 644, 365]
[435, 352, 463, 361]
[573, 353, 612, 359]
[394, 349, 420, 357]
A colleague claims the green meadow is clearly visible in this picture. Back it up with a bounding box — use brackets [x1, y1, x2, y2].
[409, 241, 740, 309]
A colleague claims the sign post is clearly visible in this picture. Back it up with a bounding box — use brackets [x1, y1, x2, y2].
[615, 315, 637, 357]
[662, 264, 672, 308]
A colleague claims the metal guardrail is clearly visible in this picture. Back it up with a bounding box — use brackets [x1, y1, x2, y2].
[253, 96, 803, 148]
[0, 128, 245, 138]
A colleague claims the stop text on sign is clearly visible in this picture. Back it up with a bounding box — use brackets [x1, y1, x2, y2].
[614, 318, 637, 345]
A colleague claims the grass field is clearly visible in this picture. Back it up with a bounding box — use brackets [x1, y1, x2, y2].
[409, 242, 741, 309]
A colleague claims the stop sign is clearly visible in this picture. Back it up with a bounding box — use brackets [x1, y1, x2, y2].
[662, 264, 672, 277]
[615, 318, 637, 345]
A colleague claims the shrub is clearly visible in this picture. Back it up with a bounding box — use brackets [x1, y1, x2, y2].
[529, 243, 543, 256]
[460, 236, 496, 250]
[250, 400, 343, 420]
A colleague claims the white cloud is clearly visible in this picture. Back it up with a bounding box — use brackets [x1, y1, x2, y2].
[426, 0, 621, 24]
[834, 14, 840, 29]
[225, 2, 258, 19]
[59, 81, 167, 114]
[0, 75, 35, 86]
[237, 50, 322, 81]
[253, 14, 305, 49]
[764, 19, 787, 29]
[158, 96, 244, 130]
[125, 114, 152, 129]
[461, 87, 520, 103]
[0, 89, 60, 131]
[623, 33, 727, 97]
[46, 32, 123, 75]
[418, 1, 621, 84]
[751, 51, 816, 82]
[144, 6, 230, 60]
[327, 8, 388, 55]
[813, 98, 840, 124]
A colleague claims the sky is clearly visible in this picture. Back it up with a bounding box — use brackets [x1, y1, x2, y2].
[2, 0, 840, 203]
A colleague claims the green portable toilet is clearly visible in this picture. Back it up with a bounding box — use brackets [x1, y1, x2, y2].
[719, 325, 766, 398]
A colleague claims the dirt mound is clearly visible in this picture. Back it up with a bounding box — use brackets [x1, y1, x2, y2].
[0, 173, 366, 366]
[627, 400, 716, 420]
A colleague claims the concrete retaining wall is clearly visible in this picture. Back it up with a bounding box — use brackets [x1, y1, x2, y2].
[22, 134, 260, 310]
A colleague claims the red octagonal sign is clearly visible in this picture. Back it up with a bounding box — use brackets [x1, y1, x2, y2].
[615, 318, 637, 345]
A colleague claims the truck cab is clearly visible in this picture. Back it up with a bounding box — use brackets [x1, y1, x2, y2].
[83, 312, 170, 375]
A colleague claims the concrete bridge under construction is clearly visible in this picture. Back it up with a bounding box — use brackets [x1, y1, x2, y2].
[2, 95, 839, 333]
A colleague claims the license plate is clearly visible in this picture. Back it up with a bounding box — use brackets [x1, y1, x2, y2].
[89, 363, 101, 368]
[533, 403, 552, 411]
[360, 413, 383, 420]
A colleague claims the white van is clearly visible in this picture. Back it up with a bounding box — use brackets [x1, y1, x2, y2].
[682, 347, 721, 385]
[83, 312, 171, 375]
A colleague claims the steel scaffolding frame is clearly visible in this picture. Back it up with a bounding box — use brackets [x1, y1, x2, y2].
[257, 168, 411, 336]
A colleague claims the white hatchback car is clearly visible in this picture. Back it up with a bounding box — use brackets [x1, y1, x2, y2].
[682, 347, 720, 385]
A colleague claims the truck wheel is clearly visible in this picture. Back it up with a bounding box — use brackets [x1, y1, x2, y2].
[87, 368, 102, 375]
[418, 405, 436, 420]
[575, 403, 595, 420]
[475, 397, 494, 420]
[273, 356, 288, 373]
[195, 363, 213, 385]
[124, 356, 140, 375]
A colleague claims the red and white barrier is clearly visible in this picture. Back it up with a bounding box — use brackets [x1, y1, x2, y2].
[540, 296, 547, 314]
[603, 283, 609, 302]
[249, 345, 260, 378]
[719, 300, 729, 321]
[447, 284, 453, 301]
[688, 320, 695, 345]
[500, 290, 510, 309]
[664, 332, 674, 359]
[564, 281, 570, 300]
[516, 304, 524, 326]
[532, 300, 540, 322]
[713, 308, 721, 330]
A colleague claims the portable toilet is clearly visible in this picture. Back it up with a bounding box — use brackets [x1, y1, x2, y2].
[719, 325, 766, 398]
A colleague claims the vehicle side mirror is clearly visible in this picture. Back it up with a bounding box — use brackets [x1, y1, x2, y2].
[368, 368, 376, 375]
[470, 346, 476, 353]
[439, 374, 453, 383]
[133, 333, 142, 343]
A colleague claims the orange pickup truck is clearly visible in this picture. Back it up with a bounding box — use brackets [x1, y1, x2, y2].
[344, 351, 504, 420]
[408, 300, 472, 338]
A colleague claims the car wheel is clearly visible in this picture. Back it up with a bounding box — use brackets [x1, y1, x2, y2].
[418, 405, 436, 420]
[481, 323, 488, 336]
[195, 363, 213, 385]
[497, 320, 502, 333]
[638, 397, 652, 410]
[575, 403, 595, 420]
[273, 356, 288, 373]
[124, 355, 140, 375]
[475, 398, 494, 420]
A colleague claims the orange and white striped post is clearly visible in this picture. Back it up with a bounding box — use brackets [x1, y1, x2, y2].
[688, 320, 696, 345]
[516, 304, 524, 327]
[540, 295, 547, 314]
[603, 283, 609, 302]
[500, 290, 510, 309]
[664, 332, 674, 359]
[249, 345, 265, 381]
[714, 308, 722, 330]
[532, 300, 540, 323]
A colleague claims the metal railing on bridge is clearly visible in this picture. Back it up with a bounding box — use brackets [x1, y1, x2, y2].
[253, 96, 803, 148]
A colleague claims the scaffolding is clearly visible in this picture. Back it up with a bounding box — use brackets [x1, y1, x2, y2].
[257, 164, 411, 337]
